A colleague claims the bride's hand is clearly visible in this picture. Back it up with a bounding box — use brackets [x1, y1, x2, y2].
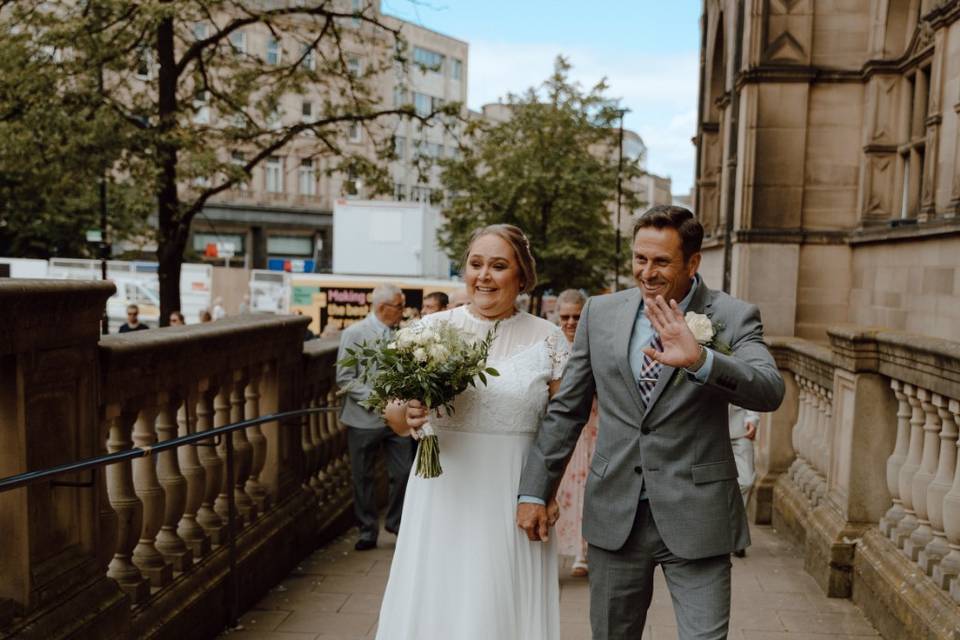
[405, 400, 429, 431]
[546, 498, 560, 527]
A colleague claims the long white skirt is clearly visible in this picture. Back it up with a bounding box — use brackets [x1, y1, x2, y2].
[375, 427, 560, 640]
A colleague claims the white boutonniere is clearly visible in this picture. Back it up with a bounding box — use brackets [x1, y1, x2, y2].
[672, 313, 732, 386]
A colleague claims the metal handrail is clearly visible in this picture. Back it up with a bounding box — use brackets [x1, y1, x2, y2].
[0, 404, 342, 630]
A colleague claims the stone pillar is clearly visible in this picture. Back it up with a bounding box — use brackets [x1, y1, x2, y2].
[752, 365, 797, 524]
[0, 280, 128, 636]
[919, 394, 957, 575]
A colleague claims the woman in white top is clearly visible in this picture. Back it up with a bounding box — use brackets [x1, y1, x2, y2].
[375, 224, 568, 640]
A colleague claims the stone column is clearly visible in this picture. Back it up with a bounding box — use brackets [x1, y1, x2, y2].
[176, 389, 209, 557]
[244, 368, 270, 512]
[893, 384, 926, 548]
[904, 388, 943, 561]
[919, 394, 957, 575]
[934, 399, 960, 591]
[751, 366, 797, 524]
[195, 379, 224, 544]
[154, 391, 192, 572]
[131, 401, 173, 587]
[879, 380, 912, 536]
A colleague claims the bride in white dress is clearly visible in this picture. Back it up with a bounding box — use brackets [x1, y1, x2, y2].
[376, 225, 568, 640]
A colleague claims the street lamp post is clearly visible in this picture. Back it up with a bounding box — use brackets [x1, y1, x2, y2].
[614, 108, 628, 292]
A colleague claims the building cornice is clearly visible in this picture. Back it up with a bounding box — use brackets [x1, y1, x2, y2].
[706, 219, 960, 247]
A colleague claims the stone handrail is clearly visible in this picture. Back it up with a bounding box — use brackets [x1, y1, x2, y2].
[762, 326, 960, 638]
[0, 281, 353, 639]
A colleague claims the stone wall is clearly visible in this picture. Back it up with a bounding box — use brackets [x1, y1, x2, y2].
[849, 234, 960, 341]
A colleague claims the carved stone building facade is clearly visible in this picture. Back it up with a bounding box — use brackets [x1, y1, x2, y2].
[694, 0, 960, 342]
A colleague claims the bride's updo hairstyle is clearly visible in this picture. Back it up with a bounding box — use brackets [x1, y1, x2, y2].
[462, 224, 538, 294]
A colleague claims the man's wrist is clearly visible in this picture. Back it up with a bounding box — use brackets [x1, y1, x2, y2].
[686, 345, 707, 372]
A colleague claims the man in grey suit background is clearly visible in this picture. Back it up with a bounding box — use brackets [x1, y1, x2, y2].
[336, 284, 416, 551]
[517, 206, 785, 639]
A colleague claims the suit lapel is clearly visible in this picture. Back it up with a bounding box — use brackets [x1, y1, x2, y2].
[640, 279, 715, 423]
[615, 289, 647, 413]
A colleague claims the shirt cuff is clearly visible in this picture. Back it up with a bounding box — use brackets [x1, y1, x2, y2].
[518, 495, 546, 506]
[686, 347, 714, 384]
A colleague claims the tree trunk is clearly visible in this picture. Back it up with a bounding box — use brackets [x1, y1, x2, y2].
[155, 9, 181, 326]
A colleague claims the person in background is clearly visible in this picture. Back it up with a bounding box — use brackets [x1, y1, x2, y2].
[448, 288, 469, 308]
[336, 283, 416, 551]
[729, 404, 759, 558]
[552, 289, 598, 578]
[199, 310, 213, 323]
[421, 291, 449, 316]
[212, 297, 226, 320]
[169, 311, 186, 326]
[119, 304, 149, 333]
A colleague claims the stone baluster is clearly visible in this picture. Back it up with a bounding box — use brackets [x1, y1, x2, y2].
[214, 378, 242, 527]
[937, 399, 960, 594]
[104, 406, 149, 602]
[176, 390, 210, 557]
[131, 400, 173, 587]
[799, 383, 822, 497]
[315, 390, 333, 503]
[230, 369, 257, 524]
[330, 387, 351, 498]
[244, 368, 270, 512]
[789, 378, 811, 482]
[309, 391, 326, 494]
[905, 388, 943, 561]
[813, 391, 832, 507]
[154, 391, 192, 572]
[195, 379, 224, 544]
[893, 384, 926, 548]
[807, 385, 827, 497]
[301, 388, 319, 492]
[920, 394, 957, 575]
[880, 379, 913, 536]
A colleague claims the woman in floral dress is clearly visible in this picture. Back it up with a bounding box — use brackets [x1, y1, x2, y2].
[552, 289, 598, 578]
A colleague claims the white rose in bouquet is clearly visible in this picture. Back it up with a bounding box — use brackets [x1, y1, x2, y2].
[413, 347, 429, 363]
[428, 343, 450, 363]
[685, 312, 715, 344]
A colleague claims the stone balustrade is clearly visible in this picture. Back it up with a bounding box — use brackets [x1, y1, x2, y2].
[0, 281, 354, 639]
[759, 326, 960, 640]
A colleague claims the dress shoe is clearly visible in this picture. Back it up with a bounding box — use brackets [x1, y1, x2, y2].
[385, 526, 399, 536]
[355, 539, 377, 551]
[733, 549, 746, 558]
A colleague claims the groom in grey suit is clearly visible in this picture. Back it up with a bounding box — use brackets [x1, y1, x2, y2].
[518, 206, 784, 639]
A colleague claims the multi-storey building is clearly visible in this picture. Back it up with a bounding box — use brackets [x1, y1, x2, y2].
[193, 5, 467, 272]
[695, 0, 960, 342]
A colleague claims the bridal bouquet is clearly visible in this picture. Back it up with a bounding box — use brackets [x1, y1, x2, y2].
[338, 321, 499, 478]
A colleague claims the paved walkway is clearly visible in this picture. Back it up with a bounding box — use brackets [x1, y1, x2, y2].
[219, 525, 880, 640]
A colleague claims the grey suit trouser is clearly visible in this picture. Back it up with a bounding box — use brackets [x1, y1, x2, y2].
[346, 426, 415, 542]
[589, 500, 732, 639]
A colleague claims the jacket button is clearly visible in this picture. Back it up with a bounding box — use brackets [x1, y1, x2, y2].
[640, 427, 650, 435]
[634, 466, 642, 475]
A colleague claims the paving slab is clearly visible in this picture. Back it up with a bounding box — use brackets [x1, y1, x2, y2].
[220, 524, 879, 639]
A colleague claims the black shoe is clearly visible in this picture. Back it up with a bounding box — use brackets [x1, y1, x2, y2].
[385, 526, 399, 536]
[733, 549, 746, 558]
[355, 539, 377, 551]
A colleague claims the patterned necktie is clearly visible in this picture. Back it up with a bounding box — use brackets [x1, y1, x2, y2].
[637, 334, 663, 408]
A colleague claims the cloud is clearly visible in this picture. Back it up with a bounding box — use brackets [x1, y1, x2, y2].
[466, 41, 699, 193]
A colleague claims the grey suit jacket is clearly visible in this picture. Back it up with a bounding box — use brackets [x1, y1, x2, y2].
[519, 283, 785, 559]
[336, 314, 390, 430]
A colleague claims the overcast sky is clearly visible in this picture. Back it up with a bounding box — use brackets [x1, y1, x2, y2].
[382, 0, 702, 195]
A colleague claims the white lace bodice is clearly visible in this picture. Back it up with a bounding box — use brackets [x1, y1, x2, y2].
[418, 306, 570, 434]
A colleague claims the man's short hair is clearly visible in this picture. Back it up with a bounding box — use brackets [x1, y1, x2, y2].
[632, 205, 704, 262]
[371, 283, 403, 306]
[127, 304, 139, 313]
[424, 291, 449, 309]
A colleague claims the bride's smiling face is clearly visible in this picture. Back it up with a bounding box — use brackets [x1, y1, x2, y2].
[465, 234, 522, 320]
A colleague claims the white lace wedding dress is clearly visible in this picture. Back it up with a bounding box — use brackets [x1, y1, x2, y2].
[374, 305, 569, 640]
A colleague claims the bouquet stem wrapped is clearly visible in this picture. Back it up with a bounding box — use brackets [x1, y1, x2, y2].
[338, 320, 499, 479]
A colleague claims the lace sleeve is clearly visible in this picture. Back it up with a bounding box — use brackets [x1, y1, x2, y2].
[544, 329, 571, 380]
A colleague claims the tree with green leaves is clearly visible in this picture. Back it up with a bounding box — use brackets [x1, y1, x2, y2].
[438, 57, 643, 308]
[0, 10, 151, 258]
[1, 1, 455, 322]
